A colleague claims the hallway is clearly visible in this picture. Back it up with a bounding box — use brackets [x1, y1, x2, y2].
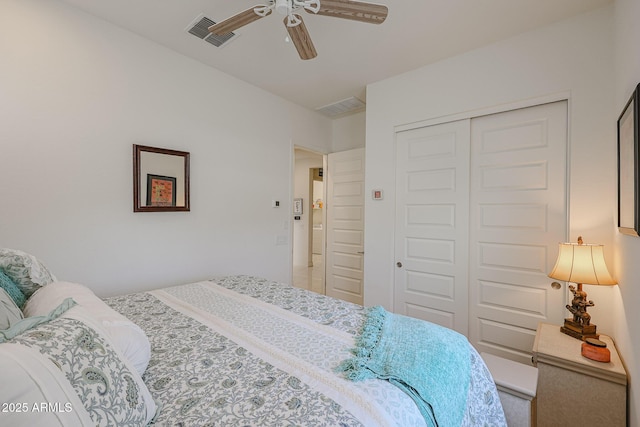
[292, 254, 324, 295]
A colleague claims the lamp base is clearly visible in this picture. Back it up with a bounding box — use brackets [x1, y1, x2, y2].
[560, 318, 599, 341]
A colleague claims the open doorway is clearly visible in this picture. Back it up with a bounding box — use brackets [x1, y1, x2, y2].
[292, 147, 325, 294]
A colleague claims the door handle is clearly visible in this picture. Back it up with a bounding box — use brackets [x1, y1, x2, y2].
[357, 251, 365, 254]
[396, 262, 403, 268]
[551, 281, 562, 290]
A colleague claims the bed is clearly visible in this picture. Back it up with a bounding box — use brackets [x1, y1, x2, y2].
[0, 249, 506, 426]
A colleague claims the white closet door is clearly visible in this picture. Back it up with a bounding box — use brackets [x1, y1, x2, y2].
[469, 101, 568, 364]
[393, 101, 568, 363]
[394, 120, 471, 335]
[326, 148, 365, 305]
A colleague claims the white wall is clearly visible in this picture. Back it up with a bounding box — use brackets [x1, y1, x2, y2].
[365, 6, 615, 310]
[364, 4, 640, 425]
[332, 111, 366, 151]
[613, 0, 640, 423]
[0, 0, 331, 297]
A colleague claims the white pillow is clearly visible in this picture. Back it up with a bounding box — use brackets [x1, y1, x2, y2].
[0, 304, 157, 426]
[24, 282, 151, 376]
[0, 288, 24, 330]
[0, 344, 95, 426]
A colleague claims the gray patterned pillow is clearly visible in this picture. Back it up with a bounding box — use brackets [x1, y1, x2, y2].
[0, 248, 57, 298]
[9, 314, 157, 426]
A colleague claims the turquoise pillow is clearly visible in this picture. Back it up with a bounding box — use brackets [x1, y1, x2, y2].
[0, 269, 26, 309]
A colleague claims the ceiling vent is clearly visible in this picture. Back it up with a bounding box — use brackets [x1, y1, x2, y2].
[187, 14, 237, 48]
[316, 97, 365, 118]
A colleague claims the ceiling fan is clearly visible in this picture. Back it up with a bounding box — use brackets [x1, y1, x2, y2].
[208, 0, 389, 60]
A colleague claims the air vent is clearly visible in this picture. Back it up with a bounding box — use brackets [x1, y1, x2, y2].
[187, 15, 237, 48]
[316, 97, 365, 118]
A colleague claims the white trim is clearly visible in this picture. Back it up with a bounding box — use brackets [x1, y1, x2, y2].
[394, 91, 572, 133]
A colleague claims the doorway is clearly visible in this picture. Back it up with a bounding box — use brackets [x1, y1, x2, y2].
[292, 147, 325, 294]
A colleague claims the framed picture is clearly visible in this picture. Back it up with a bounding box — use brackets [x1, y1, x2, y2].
[617, 83, 640, 236]
[134, 145, 190, 212]
[146, 174, 177, 207]
[293, 198, 303, 215]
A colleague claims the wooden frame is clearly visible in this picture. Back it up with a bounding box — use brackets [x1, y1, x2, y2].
[133, 144, 190, 212]
[617, 83, 640, 236]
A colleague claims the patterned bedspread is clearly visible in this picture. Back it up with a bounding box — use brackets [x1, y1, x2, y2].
[106, 275, 505, 426]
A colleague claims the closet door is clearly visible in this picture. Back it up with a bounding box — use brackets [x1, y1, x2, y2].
[393, 101, 568, 363]
[469, 101, 567, 364]
[394, 119, 471, 335]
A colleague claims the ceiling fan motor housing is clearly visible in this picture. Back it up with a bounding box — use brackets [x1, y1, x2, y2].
[275, 0, 291, 15]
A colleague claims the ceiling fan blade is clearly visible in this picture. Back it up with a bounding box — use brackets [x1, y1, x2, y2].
[209, 6, 272, 35]
[309, 0, 388, 24]
[285, 15, 317, 60]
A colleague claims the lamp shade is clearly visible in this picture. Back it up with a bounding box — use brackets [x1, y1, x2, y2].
[548, 242, 617, 286]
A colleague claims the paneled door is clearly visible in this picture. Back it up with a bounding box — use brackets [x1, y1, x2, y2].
[326, 148, 365, 305]
[394, 119, 471, 335]
[469, 101, 567, 363]
[394, 101, 567, 363]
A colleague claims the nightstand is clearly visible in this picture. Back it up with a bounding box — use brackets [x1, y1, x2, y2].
[532, 322, 627, 427]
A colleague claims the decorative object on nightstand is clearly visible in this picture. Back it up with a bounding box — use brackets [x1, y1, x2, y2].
[581, 337, 610, 362]
[547, 236, 617, 341]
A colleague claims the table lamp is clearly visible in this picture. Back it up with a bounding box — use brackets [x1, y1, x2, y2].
[548, 236, 617, 341]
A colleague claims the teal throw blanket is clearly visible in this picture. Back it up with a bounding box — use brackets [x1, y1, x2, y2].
[0, 297, 76, 342]
[337, 306, 471, 427]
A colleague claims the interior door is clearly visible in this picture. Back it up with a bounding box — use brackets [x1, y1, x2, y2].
[394, 120, 471, 334]
[468, 101, 568, 364]
[326, 148, 365, 305]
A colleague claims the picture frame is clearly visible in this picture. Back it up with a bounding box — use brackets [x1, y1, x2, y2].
[146, 174, 177, 207]
[133, 144, 190, 212]
[293, 198, 303, 215]
[617, 83, 640, 236]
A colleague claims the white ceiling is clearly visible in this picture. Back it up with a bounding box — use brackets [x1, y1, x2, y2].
[60, 0, 612, 113]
